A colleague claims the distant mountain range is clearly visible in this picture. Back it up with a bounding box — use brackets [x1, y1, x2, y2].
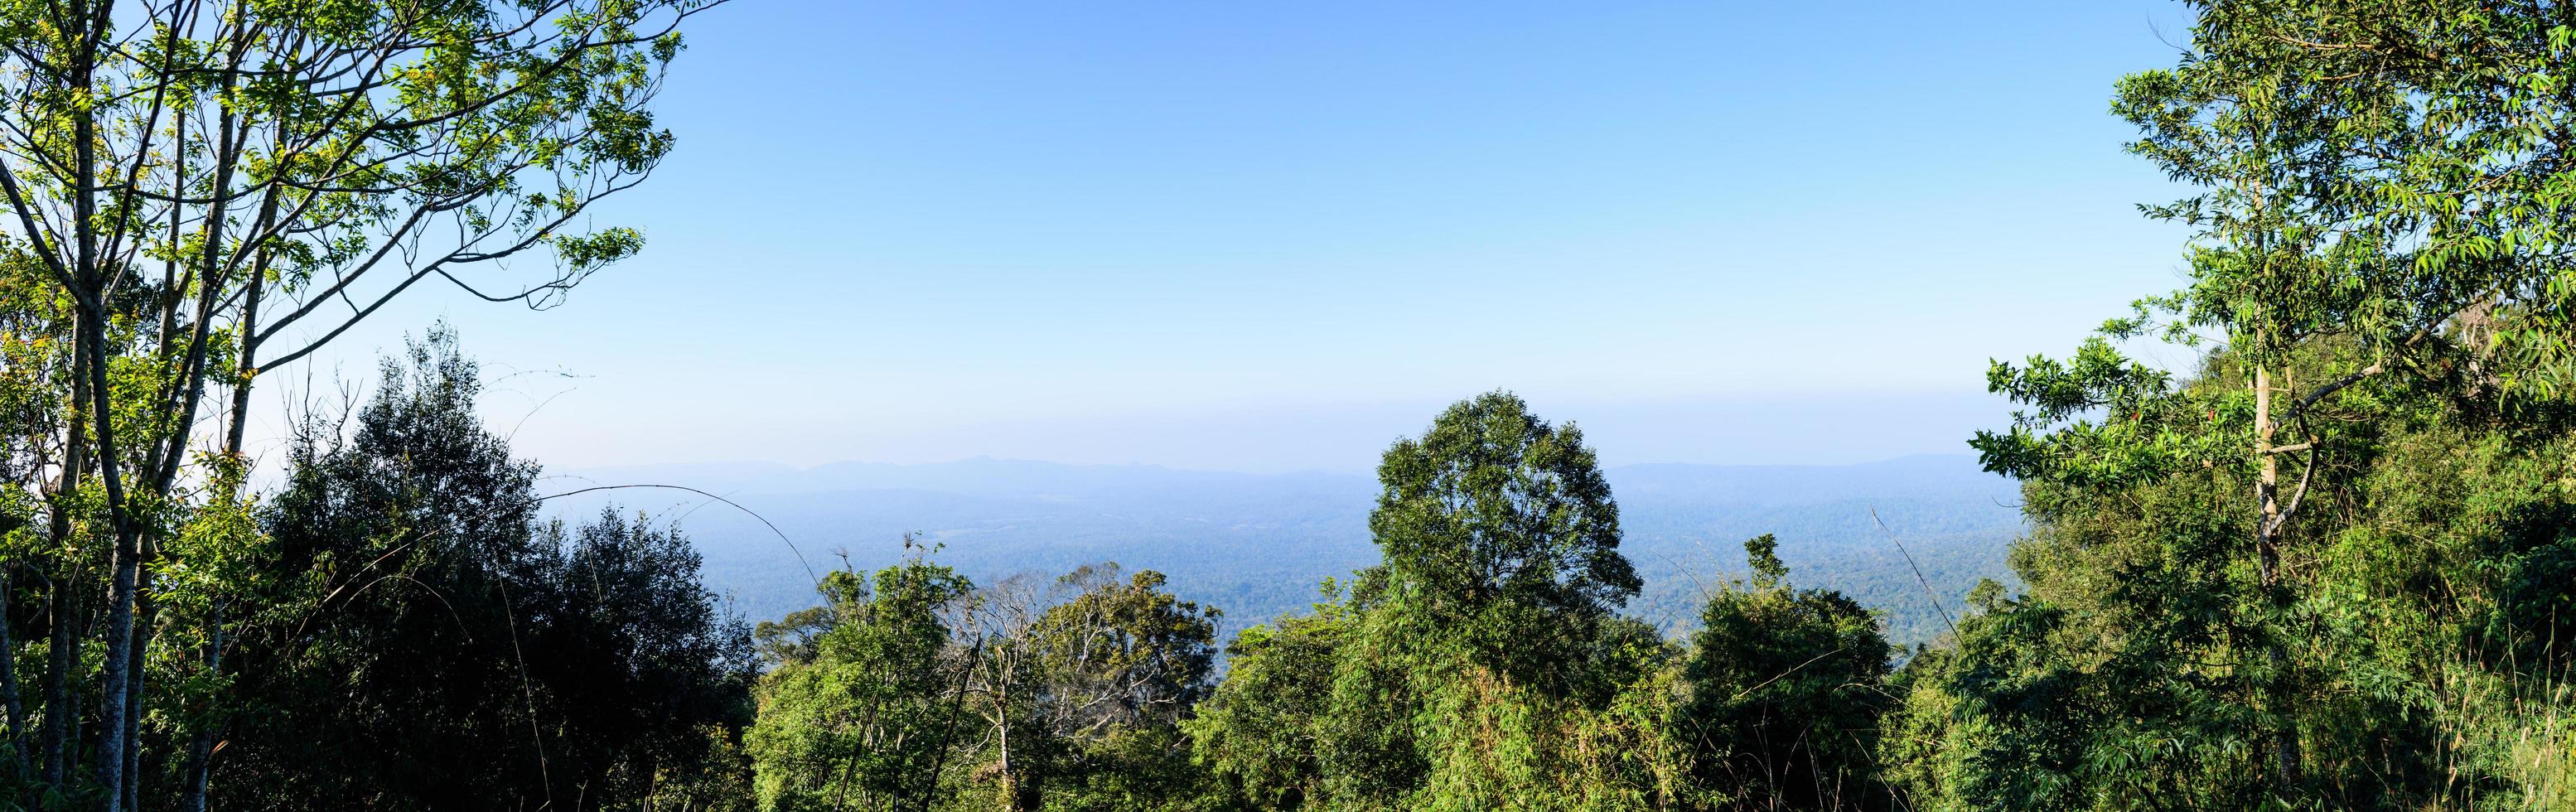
[544, 455, 2026, 647]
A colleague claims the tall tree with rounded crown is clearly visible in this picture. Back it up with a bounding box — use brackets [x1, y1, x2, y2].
[1362, 390, 1640, 688]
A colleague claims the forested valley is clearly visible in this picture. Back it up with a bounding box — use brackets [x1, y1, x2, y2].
[2, 0, 2576, 810]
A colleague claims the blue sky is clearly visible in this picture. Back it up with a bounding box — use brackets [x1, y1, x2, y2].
[272, 0, 2207, 474]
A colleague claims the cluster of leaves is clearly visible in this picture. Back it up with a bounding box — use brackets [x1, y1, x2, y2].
[1882, 2, 2576, 810]
[708, 4, 2576, 805]
[1183, 393, 1897, 812]
[713, 393, 1914, 812]
[1682, 535, 1893, 810]
[199, 330, 756, 811]
[741, 552, 1230, 812]
[0, 0, 723, 807]
[1893, 341, 2576, 810]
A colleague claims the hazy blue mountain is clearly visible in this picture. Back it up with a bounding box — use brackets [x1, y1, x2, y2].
[546, 455, 2023, 647]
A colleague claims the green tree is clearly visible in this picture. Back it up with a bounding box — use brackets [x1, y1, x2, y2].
[955, 564, 1228, 811]
[748, 549, 975, 812]
[1897, 340, 2576, 810]
[1341, 391, 1649, 808]
[1363, 391, 1641, 687]
[749, 558, 1231, 812]
[1195, 393, 1699, 812]
[1683, 535, 1893, 811]
[0, 0, 720, 805]
[1016, 565, 1225, 812]
[1892, 3, 2576, 808]
[534, 510, 761, 805]
[1187, 582, 1354, 810]
[215, 331, 754, 810]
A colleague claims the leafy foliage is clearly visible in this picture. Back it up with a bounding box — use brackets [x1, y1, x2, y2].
[6, 2, 2572, 810]
[1363, 391, 1641, 686]
[0, 0, 721, 805]
[748, 552, 974, 812]
[1893, 3, 2576, 810]
[215, 331, 753, 810]
[1192, 393, 1760, 812]
[1684, 535, 1895, 810]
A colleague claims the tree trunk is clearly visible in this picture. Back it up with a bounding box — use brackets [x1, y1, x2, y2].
[1, 565, 23, 773]
[57, 3, 144, 801]
[181, 242, 263, 812]
[97, 533, 139, 812]
[179, 600, 220, 812]
[41, 345, 88, 792]
[93, 345, 142, 812]
[120, 595, 153, 810]
[993, 674, 1038, 812]
[41, 568, 72, 790]
[2252, 366, 2302, 789]
[83, 325, 145, 810]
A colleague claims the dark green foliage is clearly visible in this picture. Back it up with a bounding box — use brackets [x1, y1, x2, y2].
[537, 510, 763, 802]
[1894, 345, 2576, 810]
[1364, 391, 1641, 689]
[1684, 535, 1894, 810]
[1346, 392, 1659, 808]
[213, 332, 754, 810]
[1882, 462, 2274, 810]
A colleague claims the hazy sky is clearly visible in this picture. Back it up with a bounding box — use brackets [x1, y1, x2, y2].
[264, 1, 2208, 475]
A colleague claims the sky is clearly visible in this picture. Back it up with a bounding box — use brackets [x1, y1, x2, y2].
[264, 0, 2210, 475]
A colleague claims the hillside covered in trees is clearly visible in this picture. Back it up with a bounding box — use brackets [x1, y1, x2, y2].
[0, 0, 2573, 810]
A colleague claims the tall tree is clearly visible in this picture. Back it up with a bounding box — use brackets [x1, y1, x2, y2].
[215, 330, 755, 810]
[1902, 2, 2576, 808]
[533, 510, 761, 805]
[1196, 393, 1698, 812]
[0, 0, 721, 806]
[1363, 390, 1640, 688]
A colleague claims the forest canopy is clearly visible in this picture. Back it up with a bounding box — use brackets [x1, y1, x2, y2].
[0, 0, 2573, 810]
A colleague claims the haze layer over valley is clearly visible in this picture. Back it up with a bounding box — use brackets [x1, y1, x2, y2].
[552, 453, 2020, 646]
